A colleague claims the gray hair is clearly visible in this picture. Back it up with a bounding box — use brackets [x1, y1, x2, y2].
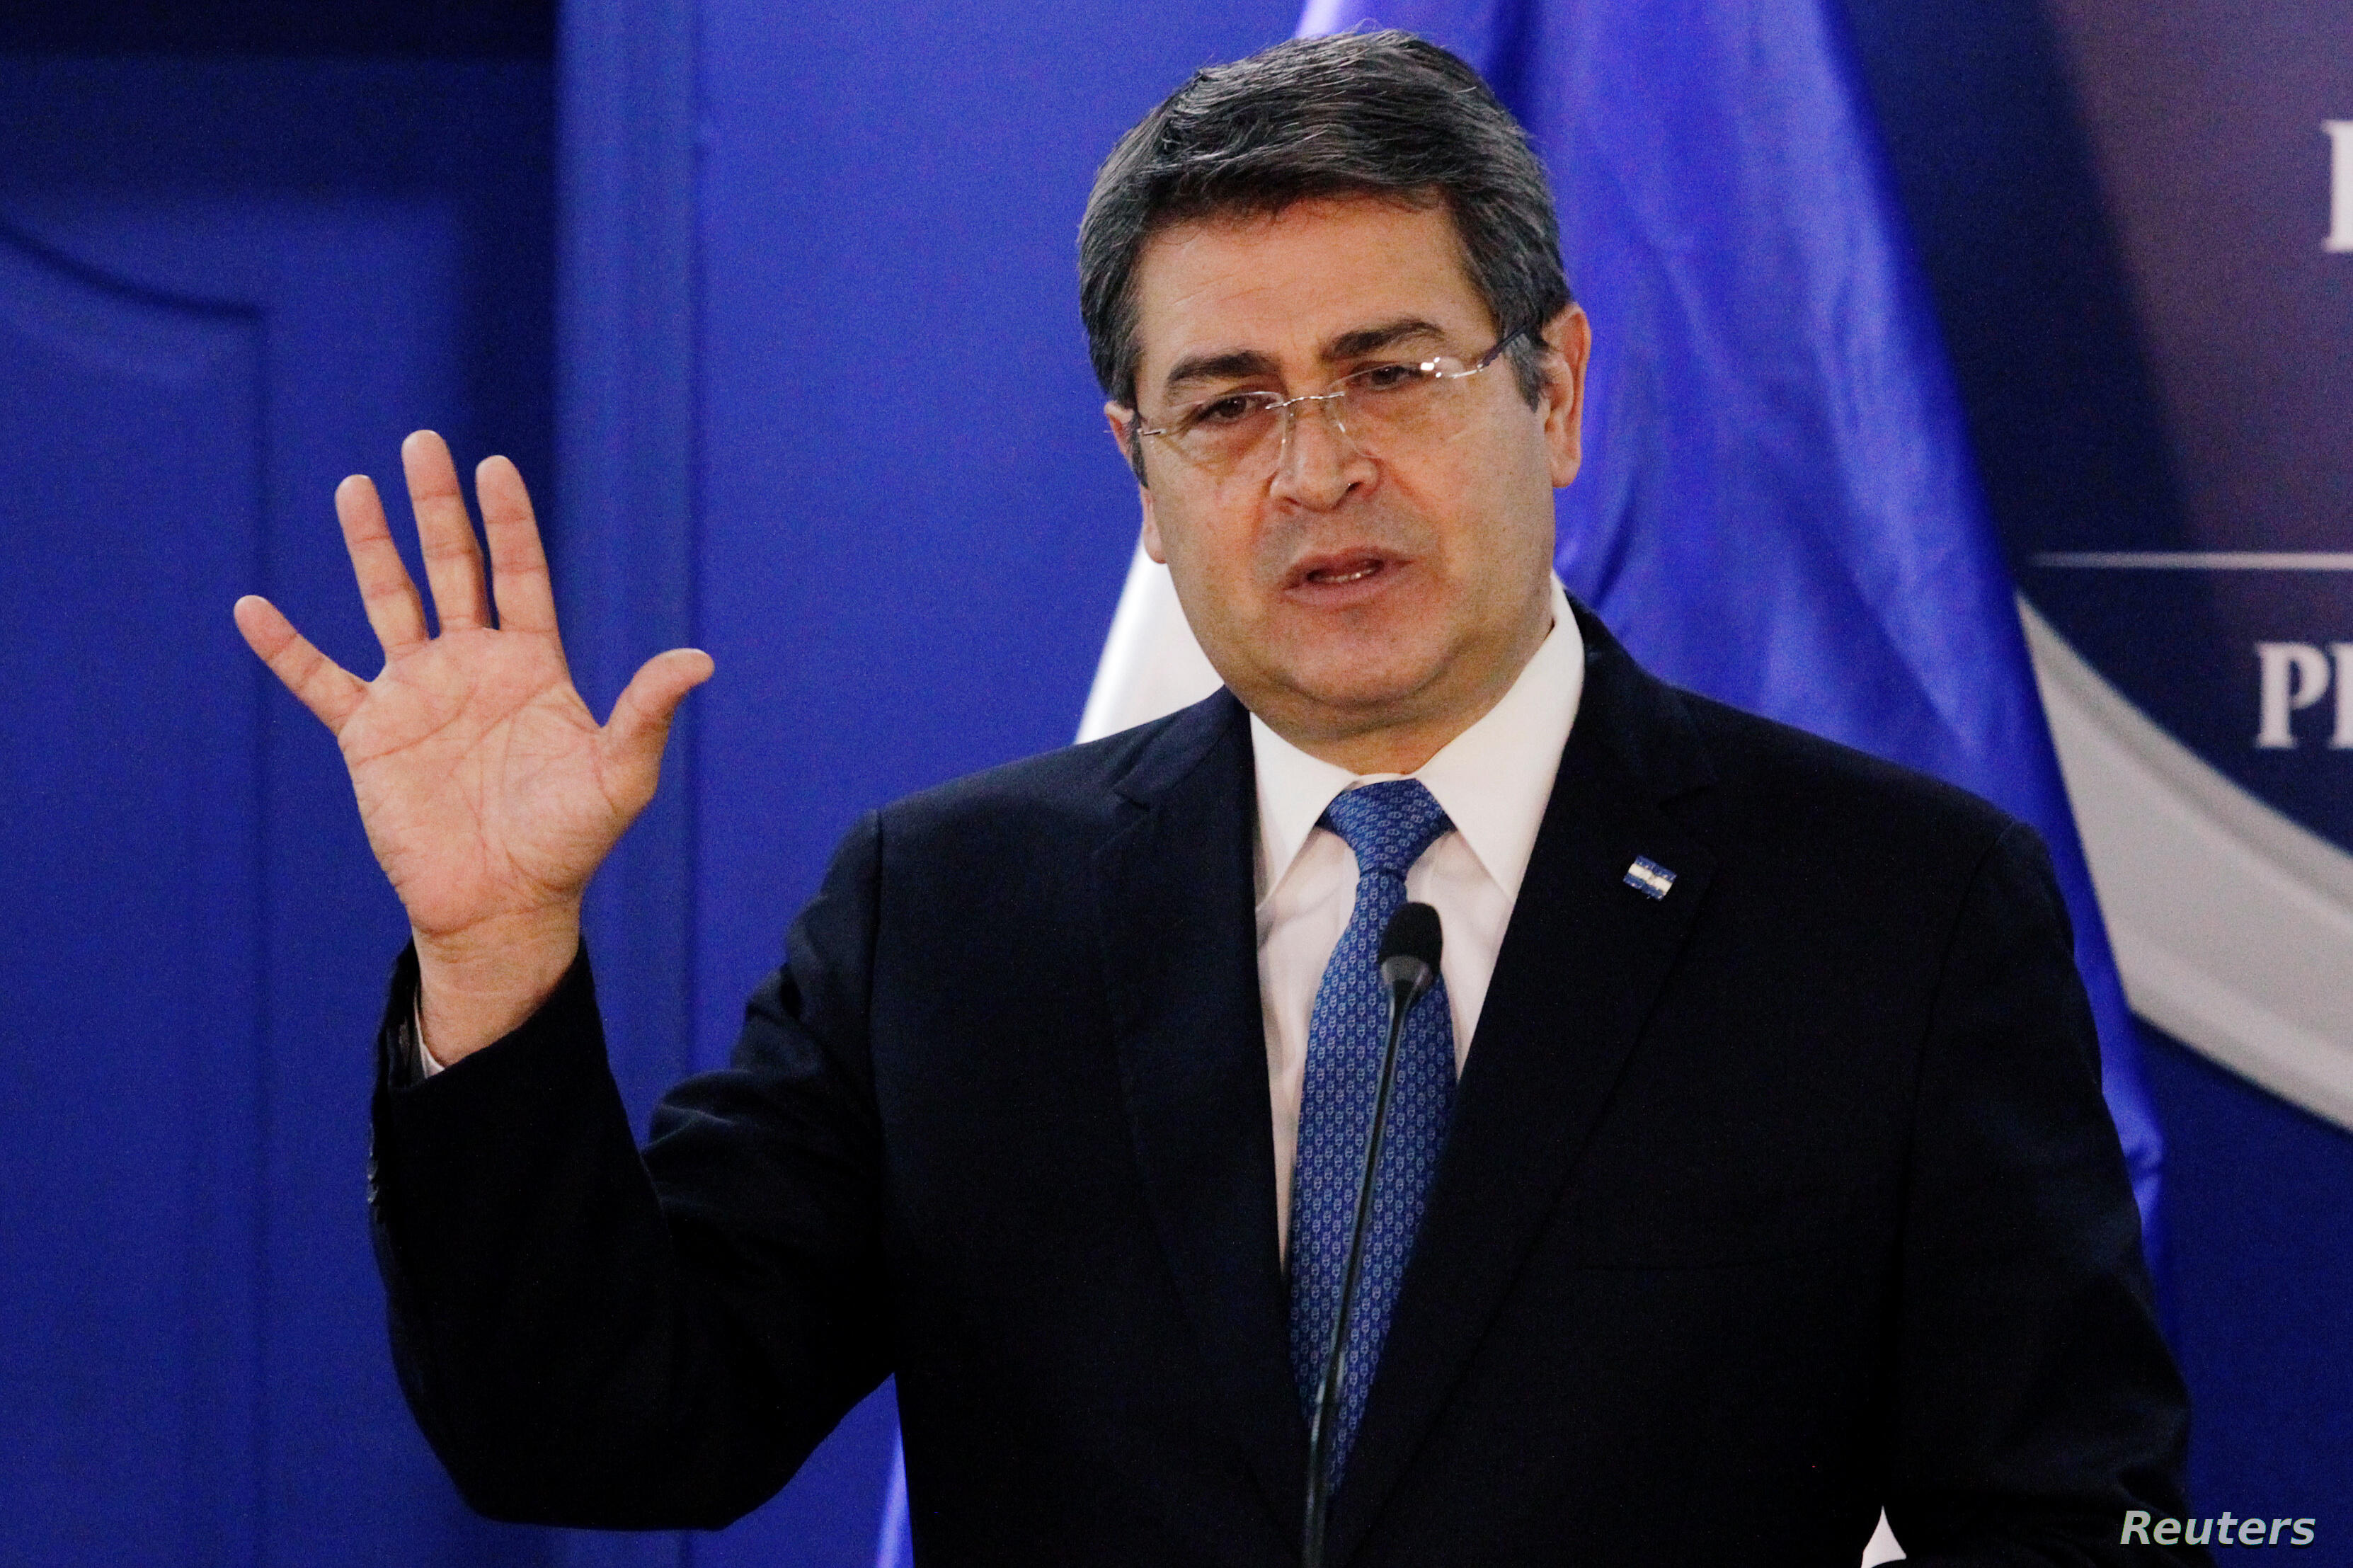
[1079, 29, 1573, 427]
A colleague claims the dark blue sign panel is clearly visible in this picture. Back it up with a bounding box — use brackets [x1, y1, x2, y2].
[2019, 0, 2353, 1131]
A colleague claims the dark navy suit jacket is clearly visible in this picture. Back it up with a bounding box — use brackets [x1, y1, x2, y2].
[368, 603, 2202, 1566]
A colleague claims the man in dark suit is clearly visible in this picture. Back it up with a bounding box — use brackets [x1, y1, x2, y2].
[236, 30, 2202, 1566]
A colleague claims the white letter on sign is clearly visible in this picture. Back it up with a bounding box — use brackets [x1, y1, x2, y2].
[2328, 122, 2353, 251]
[2334, 643, 2353, 748]
[2256, 642, 2330, 747]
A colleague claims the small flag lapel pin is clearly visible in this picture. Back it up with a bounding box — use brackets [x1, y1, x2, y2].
[1622, 857, 1676, 900]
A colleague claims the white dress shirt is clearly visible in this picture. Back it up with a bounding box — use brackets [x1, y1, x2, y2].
[1253, 579, 1583, 1247]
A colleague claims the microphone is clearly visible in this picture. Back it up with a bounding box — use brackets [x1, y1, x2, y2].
[1378, 902, 1442, 1003]
[1302, 901, 1444, 1568]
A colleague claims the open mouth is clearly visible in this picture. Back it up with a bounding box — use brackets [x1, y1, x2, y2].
[1287, 551, 1402, 590]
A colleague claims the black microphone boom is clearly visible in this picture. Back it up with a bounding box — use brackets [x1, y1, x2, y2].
[1301, 900, 1444, 1568]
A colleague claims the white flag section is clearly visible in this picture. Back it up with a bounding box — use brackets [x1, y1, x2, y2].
[1075, 539, 1224, 742]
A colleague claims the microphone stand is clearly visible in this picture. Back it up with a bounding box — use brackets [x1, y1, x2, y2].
[1301, 908, 1438, 1568]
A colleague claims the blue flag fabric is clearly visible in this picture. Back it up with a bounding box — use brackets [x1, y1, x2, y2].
[1298, 0, 2165, 1232]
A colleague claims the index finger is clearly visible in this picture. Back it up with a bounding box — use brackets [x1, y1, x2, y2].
[476, 455, 559, 636]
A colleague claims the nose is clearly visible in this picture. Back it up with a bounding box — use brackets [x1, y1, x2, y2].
[1269, 391, 1373, 508]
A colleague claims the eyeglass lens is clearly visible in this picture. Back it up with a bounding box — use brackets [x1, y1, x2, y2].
[1155, 348, 1503, 478]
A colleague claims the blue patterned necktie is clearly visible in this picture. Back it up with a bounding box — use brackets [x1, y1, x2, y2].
[1288, 778, 1458, 1491]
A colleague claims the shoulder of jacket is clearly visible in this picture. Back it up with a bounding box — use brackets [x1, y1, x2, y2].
[874, 698, 1219, 845]
[1673, 687, 2022, 859]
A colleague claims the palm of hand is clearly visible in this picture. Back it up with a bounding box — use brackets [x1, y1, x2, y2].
[341, 628, 619, 943]
[234, 432, 711, 953]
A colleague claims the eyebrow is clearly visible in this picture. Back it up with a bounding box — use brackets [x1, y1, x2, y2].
[1326, 316, 1450, 362]
[1156, 316, 1455, 399]
[1161, 348, 1279, 396]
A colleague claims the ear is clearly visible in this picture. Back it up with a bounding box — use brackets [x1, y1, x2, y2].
[1139, 486, 1167, 563]
[1107, 401, 1167, 561]
[1104, 401, 1149, 488]
[1537, 304, 1592, 489]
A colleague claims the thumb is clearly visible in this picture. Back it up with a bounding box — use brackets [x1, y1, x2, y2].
[602, 646, 716, 782]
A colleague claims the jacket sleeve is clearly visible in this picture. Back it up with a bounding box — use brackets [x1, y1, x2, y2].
[1882, 822, 2207, 1567]
[368, 812, 893, 1530]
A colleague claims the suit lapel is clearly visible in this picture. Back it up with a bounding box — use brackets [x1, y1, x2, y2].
[1328, 607, 1720, 1562]
[1094, 692, 1308, 1530]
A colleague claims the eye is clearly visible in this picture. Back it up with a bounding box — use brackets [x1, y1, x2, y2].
[1184, 393, 1269, 430]
[1352, 360, 1434, 394]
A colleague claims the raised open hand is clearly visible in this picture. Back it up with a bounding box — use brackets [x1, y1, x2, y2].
[234, 431, 711, 1060]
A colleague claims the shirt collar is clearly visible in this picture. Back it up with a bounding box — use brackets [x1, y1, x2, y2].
[1249, 578, 1584, 903]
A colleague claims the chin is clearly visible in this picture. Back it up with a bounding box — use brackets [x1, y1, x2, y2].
[1278, 656, 1444, 726]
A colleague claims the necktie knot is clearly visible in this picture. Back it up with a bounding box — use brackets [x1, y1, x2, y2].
[1320, 779, 1454, 881]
